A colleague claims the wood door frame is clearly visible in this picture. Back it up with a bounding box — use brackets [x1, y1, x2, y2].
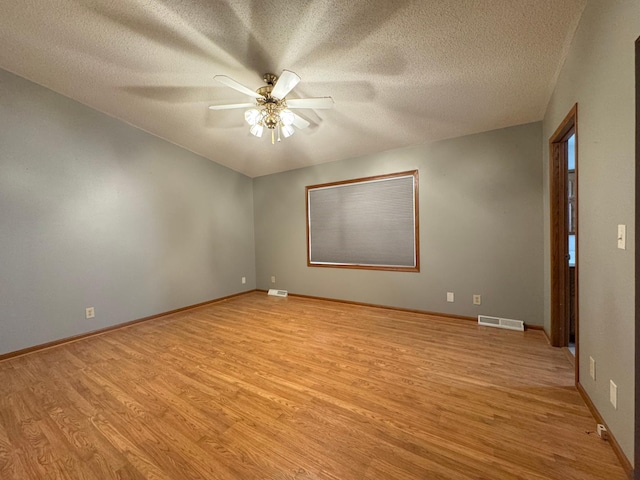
[634, 35, 639, 480]
[549, 104, 578, 370]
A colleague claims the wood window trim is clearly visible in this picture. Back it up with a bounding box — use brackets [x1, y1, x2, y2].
[306, 170, 420, 272]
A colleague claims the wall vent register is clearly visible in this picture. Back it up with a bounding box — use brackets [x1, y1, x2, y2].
[268, 289, 288, 297]
[477, 315, 525, 331]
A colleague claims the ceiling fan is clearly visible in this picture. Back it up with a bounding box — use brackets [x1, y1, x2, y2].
[209, 70, 334, 144]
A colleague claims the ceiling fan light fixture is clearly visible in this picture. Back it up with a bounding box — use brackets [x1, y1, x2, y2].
[212, 70, 334, 145]
[281, 124, 295, 138]
[244, 108, 261, 126]
[280, 109, 295, 126]
[250, 124, 264, 137]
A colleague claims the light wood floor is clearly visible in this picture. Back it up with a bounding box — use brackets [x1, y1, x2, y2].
[0, 292, 628, 479]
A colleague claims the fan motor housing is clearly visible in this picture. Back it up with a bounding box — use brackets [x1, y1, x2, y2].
[257, 85, 274, 97]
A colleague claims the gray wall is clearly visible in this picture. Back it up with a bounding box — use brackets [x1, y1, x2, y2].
[542, 0, 637, 463]
[0, 68, 256, 356]
[254, 122, 544, 325]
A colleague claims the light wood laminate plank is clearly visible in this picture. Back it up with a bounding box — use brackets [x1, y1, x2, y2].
[0, 292, 628, 479]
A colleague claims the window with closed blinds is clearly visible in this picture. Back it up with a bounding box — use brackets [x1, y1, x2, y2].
[306, 170, 419, 271]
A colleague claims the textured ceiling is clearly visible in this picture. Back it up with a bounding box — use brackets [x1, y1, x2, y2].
[0, 0, 585, 177]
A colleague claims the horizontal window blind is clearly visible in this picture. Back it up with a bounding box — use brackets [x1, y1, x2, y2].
[307, 171, 419, 271]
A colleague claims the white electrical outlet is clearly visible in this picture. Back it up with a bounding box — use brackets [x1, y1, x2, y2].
[85, 307, 95, 319]
[589, 356, 596, 380]
[609, 380, 617, 409]
[271, 276, 276, 284]
[617, 224, 626, 250]
[241, 276, 246, 284]
[446, 292, 454, 303]
[473, 294, 481, 305]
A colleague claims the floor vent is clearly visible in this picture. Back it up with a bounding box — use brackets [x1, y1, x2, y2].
[268, 289, 288, 297]
[478, 315, 524, 331]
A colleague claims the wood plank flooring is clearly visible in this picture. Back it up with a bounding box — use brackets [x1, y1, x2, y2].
[0, 292, 628, 479]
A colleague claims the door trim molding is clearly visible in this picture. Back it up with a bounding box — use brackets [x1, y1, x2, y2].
[633, 34, 639, 480]
[549, 104, 578, 380]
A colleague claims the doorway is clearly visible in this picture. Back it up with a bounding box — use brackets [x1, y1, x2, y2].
[549, 104, 579, 377]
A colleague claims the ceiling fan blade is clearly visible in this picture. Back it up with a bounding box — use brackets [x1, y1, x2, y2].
[286, 97, 334, 109]
[213, 75, 262, 99]
[292, 113, 310, 130]
[208, 102, 255, 110]
[271, 70, 301, 99]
